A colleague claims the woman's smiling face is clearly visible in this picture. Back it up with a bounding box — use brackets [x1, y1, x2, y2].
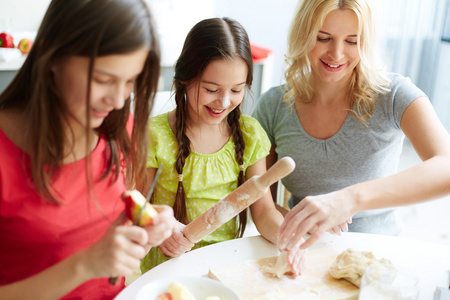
[308, 9, 360, 85]
[185, 58, 248, 126]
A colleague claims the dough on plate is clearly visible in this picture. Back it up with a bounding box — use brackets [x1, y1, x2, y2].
[262, 250, 292, 278]
[329, 248, 392, 287]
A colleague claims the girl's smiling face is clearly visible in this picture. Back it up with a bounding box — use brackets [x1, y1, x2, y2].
[185, 58, 248, 126]
[308, 9, 360, 85]
[52, 47, 148, 133]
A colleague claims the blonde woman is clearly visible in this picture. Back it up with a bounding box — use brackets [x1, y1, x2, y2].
[252, 0, 450, 251]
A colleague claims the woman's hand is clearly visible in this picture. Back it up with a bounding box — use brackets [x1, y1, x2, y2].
[141, 204, 176, 251]
[284, 237, 307, 277]
[278, 191, 355, 251]
[326, 218, 352, 236]
[158, 221, 195, 257]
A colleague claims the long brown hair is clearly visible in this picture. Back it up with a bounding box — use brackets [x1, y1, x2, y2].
[0, 0, 161, 202]
[172, 17, 253, 238]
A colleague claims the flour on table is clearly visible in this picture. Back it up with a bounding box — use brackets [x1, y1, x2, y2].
[254, 289, 320, 300]
[329, 248, 392, 287]
[262, 250, 292, 278]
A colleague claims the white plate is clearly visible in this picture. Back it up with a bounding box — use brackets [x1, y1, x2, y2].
[0, 48, 21, 62]
[135, 276, 241, 300]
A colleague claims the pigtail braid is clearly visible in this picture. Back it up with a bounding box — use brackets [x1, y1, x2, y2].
[228, 108, 247, 238]
[174, 88, 191, 225]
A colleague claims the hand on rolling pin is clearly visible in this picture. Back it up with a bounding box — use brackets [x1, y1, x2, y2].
[278, 191, 355, 251]
[158, 221, 195, 257]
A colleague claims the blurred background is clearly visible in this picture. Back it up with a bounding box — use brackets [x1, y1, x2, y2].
[1, 0, 450, 245]
[1, 0, 450, 126]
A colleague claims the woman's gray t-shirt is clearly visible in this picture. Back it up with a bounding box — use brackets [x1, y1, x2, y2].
[252, 73, 426, 235]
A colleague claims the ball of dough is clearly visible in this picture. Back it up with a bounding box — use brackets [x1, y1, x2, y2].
[329, 249, 391, 287]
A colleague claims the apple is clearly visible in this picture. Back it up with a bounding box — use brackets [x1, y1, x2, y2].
[123, 190, 158, 226]
[17, 38, 33, 54]
[167, 281, 195, 300]
[156, 293, 172, 300]
[0, 32, 14, 48]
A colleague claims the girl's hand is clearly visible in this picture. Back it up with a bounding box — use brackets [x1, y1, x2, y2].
[278, 191, 355, 251]
[141, 204, 176, 251]
[158, 221, 195, 257]
[79, 212, 149, 279]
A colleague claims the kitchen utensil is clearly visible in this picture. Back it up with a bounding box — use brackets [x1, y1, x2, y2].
[134, 167, 162, 226]
[183, 156, 295, 244]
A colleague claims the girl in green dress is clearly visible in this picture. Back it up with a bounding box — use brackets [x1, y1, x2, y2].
[141, 17, 306, 276]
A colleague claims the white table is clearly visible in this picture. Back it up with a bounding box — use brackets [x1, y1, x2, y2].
[115, 232, 450, 300]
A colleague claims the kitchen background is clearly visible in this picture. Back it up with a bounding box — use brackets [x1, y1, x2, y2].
[1, 0, 450, 245]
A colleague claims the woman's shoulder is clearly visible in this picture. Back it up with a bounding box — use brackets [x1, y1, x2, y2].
[258, 85, 286, 102]
[384, 72, 426, 98]
[254, 84, 291, 113]
[386, 72, 419, 89]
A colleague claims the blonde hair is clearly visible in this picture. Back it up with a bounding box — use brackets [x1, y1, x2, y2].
[284, 0, 390, 125]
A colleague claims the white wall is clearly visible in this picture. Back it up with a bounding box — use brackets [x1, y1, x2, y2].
[0, 0, 51, 32]
[0, 0, 295, 90]
[214, 0, 298, 88]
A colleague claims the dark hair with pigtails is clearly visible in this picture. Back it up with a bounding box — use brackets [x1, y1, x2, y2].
[171, 17, 254, 237]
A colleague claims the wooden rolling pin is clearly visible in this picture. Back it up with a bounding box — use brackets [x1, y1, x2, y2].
[184, 156, 296, 243]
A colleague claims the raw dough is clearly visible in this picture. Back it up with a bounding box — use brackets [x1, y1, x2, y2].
[329, 249, 392, 287]
[262, 250, 292, 278]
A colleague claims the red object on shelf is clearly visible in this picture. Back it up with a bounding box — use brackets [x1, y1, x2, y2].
[0, 32, 14, 48]
[250, 43, 273, 62]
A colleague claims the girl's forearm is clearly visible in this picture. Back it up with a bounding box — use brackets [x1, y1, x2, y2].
[253, 208, 284, 246]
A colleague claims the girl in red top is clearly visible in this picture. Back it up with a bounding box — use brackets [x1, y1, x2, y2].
[0, 0, 175, 299]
